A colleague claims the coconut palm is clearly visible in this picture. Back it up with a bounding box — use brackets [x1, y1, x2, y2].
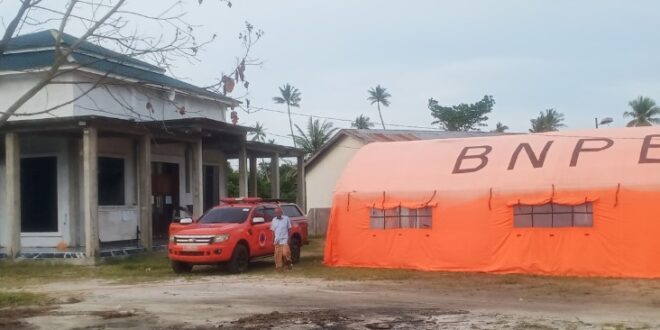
[624, 96, 660, 127]
[273, 84, 302, 146]
[249, 122, 267, 142]
[492, 122, 509, 133]
[293, 117, 338, 156]
[351, 114, 374, 129]
[529, 109, 565, 133]
[367, 85, 391, 130]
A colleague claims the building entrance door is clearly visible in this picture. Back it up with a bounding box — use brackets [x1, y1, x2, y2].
[151, 162, 179, 240]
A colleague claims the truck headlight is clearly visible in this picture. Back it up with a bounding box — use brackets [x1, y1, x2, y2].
[213, 234, 230, 243]
[169, 236, 175, 243]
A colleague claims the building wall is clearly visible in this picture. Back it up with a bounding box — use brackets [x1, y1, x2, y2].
[305, 135, 364, 210]
[0, 72, 75, 120]
[0, 150, 6, 248]
[71, 72, 227, 122]
[96, 137, 139, 243]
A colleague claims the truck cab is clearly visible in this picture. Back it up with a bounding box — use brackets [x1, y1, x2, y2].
[168, 197, 308, 273]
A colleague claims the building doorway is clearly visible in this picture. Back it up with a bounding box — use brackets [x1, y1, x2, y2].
[21, 157, 58, 233]
[152, 162, 179, 240]
[203, 165, 219, 213]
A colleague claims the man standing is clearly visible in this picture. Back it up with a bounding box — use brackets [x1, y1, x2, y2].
[270, 207, 293, 271]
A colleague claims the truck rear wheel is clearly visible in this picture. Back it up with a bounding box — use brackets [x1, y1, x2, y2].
[172, 261, 193, 273]
[290, 237, 301, 264]
[227, 244, 249, 273]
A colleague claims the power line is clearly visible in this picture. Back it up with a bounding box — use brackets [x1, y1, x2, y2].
[241, 105, 439, 131]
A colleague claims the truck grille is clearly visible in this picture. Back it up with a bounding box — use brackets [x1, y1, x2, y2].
[173, 235, 214, 245]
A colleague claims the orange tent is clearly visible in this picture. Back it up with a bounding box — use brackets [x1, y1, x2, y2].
[323, 127, 660, 278]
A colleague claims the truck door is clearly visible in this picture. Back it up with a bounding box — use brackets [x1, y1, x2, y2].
[250, 206, 274, 256]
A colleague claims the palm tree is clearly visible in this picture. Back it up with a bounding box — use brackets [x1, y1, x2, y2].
[351, 114, 374, 129]
[273, 84, 302, 146]
[367, 85, 391, 129]
[624, 96, 660, 127]
[492, 122, 509, 133]
[529, 109, 565, 133]
[293, 117, 338, 156]
[249, 122, 267, 142]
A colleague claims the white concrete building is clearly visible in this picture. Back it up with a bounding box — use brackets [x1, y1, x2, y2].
[0, 30, 304, 260]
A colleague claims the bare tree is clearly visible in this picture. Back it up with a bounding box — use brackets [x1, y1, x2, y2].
[0, 0, 262, 125]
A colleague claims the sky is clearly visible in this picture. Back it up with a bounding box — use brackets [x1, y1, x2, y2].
[3, 0, 660, 145]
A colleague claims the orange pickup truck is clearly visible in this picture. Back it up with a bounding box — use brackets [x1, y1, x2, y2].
[168, 198, 309, 273]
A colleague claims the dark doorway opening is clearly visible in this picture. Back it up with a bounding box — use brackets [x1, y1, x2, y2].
[21, 157, 58, 232]
[203, 165, 219, 213]
[152, 162, 179, 240]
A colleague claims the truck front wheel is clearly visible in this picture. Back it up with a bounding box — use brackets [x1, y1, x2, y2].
[227, 244, 249, 273]
[172, 261, 193, 273]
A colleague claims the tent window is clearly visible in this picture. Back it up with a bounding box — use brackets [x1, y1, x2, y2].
[513, 202, 593, 228]
[370, 207, 433, 229]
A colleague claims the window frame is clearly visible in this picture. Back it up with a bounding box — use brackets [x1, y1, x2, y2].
[513, 202, 594, 228]
[369, 206, 433, 230]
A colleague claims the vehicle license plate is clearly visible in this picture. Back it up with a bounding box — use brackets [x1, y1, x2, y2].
[182, 245, 198, 251]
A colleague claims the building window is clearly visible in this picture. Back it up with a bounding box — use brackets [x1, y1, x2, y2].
[513, 202, 593, 228]
[98, 157, 125, 206]
[370, 207, 433, 229]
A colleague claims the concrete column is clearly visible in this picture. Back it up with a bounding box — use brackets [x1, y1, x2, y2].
[191, 139, 204, 218]
[218, 151, 228, 199]
[82, 127, 99, 258]
[249, 156, 258, 197]
[296, 155, 306, 212]
[270, 153, 280, 199]
[138, 135, 153, 250]
[5, 133, 21, 258]
[238, 140, 248, 197]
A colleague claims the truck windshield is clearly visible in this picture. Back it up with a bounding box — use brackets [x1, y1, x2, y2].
[199, 207, 251, 224]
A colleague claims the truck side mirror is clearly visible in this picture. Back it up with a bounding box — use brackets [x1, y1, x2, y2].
[252, 217, 265, 224]
[179, 217, 193, 224]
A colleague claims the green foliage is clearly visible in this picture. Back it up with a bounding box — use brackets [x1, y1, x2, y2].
[249, 122, 267, 142]
[273, 83, 302, 146]
[492, 122, 509, 133]
[367, 85, 391, 129]
[624, 96, 660, 127]
[294, 117, 338, 156]
[224, 161, 297, 200]
[351, 114, 374, 129]
[428, 95, 495, 131]
[529, 108, 565, 133]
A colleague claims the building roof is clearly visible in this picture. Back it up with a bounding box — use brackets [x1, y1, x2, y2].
[304, 129, 506, 171]
[0, 30, 238, 105]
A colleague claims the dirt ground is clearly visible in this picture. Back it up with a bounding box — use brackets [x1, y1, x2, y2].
[4, 267, 660, 330]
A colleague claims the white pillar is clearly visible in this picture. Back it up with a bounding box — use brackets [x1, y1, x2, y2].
[270, 153, 280, 199]
[218, 151, 228, 199]
[191, 139, 204, 218]
[238, 140, 248, 197]
[296, 155, 306, 212]
[5, 133, 21, 258]
[138, 135, 153, 250]
[82, 127, 99, 258]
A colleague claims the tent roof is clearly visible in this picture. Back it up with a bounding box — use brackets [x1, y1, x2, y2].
[334, 126, 660, 198]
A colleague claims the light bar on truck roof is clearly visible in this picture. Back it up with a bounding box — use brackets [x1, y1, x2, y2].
[220, 197, 263, 204]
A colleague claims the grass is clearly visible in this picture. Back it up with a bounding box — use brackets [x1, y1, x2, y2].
[2, 237, 660, 300]
[0, 252, 177, 288]
[0, 291, 52, 308]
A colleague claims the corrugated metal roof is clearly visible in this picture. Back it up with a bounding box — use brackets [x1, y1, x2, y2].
[0, 30, 238, 104]
[305, 129, 506, 171]
[343, 129, 502, 143]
